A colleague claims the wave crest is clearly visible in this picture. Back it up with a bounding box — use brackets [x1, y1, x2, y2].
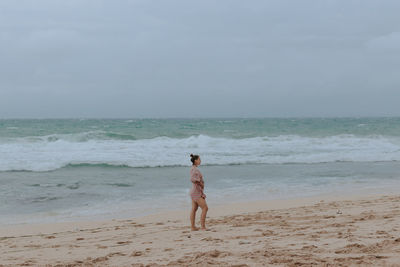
[1, 134, 400, 172]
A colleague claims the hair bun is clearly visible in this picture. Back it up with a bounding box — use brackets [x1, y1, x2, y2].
[190, 154, 194, 157]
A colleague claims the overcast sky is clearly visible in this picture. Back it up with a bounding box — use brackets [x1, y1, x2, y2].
[0, 0, 399, 118]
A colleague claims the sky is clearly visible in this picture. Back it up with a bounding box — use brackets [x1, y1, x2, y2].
[0, 0, 400, 118]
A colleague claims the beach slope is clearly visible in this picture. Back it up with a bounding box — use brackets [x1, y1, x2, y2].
[1, 194, 400, 266]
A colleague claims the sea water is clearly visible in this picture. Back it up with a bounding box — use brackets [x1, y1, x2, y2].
[1, 118, 400, 225]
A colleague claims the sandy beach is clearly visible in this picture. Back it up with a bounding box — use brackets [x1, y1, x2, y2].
[1, 192, 400, 266]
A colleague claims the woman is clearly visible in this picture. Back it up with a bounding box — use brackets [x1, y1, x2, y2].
[189, 154, 208, 231]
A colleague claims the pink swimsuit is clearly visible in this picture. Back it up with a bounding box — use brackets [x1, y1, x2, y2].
[190, 166, 206, 200]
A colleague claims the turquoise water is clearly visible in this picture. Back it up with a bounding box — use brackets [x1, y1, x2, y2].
[2, 117, 400, 140]
[1, 117, 400, 225]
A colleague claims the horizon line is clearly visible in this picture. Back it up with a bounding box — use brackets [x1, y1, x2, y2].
[1, 115, 400, 120]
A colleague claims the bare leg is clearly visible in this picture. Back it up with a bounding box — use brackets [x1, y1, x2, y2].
[195, 197, 208, 230]
[190, 200, 199, 231]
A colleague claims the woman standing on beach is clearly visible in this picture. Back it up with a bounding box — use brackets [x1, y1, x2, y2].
[189, 154, 208, 231]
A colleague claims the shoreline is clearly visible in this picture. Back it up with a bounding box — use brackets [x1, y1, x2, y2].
[1, 190, 400, 266]
[2, 160, 400, 228]
[0, 187, 398, 237]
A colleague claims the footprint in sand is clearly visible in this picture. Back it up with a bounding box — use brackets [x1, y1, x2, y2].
[131, 250, 143, 256]
[20, 259, 37, 265]
[201, 237, 223, 242]
[107, 252, 126, 257]
[116, 241, 132, 245]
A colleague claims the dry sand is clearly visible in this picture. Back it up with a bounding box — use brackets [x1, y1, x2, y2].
[1, 192, 400, 266]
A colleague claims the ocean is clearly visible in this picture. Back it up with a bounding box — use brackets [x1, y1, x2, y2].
[1, 117, 400, 225]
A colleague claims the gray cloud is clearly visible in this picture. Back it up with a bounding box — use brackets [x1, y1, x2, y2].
[1, 0, 400, 118]
[366, 32, 400, 51]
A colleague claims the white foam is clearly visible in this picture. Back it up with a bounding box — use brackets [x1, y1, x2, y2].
[1, 134, 400, 171]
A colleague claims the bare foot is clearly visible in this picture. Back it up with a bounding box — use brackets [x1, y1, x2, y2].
[191, 227, 199, 231]
[200, 227, 208, 231]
